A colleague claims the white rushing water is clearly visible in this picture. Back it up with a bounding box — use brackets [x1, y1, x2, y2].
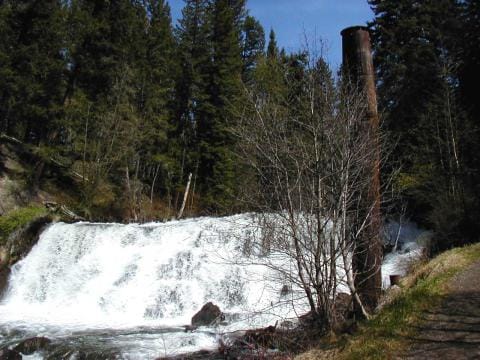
[0, 215, 427, 359]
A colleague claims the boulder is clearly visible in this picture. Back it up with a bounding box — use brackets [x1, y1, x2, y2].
[13, 337, 51, 355]
[280, 284, 290, 296]
[191, 302, 223, 327]
[0, 349, 21, 360]
[6, 216, 52, 265]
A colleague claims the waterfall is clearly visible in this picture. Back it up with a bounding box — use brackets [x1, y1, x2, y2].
[0, 215, 310, 358]
[0, 215, 425, 359]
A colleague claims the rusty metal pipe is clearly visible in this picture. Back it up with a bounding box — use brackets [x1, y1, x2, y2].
[341, 26, 382, 312]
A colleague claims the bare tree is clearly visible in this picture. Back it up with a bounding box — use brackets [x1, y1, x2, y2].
[233, 47, 385, 331]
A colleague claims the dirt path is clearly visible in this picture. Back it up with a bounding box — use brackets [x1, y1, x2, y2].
[400, 261, 480, 359]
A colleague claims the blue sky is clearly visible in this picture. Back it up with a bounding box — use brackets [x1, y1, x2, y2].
[168, 0, 374, 69]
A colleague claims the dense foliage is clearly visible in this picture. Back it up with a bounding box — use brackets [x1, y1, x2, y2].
[369, 0, 480, 249]
[0, 0, 267, 219]
[0, 0, 478, 251]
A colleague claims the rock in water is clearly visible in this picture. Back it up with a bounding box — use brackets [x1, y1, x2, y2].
[191, 302, 223, 326]
[13, 337, 51, 355]
[0, 349, 21, 360]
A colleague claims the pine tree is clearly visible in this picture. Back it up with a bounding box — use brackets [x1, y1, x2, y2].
[459, 0, 480, 122]
[456, 0, 480, 242]
[267, 29, 278, 59]
[1, 0, 67, 144]
[140, 0, 177, 197]
[368, 0, 478, 246]
[195, 0, 244, 211]
[65, 0, 152, 216]
[368, 0, 458, 188]
[241, 15, 265, 82]
[171, 0, 211, 210]
[70, 0, 146, 102]
[368, 0, 459, 137]
[0, 1, 14, 135]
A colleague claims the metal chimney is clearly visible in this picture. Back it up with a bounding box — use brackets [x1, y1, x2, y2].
[341, 26, 382, 312]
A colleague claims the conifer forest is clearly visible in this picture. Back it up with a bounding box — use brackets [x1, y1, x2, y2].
[0, 0, 477, 251]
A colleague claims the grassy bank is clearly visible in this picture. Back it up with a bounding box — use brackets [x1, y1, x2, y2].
[0, 205, 48, 245]
[297, 242, 480, 360]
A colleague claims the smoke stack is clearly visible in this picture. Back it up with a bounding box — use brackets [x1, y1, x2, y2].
[341, 26, 382, 312]
[341, 26, 379, 125]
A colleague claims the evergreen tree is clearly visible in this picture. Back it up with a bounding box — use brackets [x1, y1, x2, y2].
[70, 0, 146, 102]
[66, 0, 151, 217]
[1, 0, 67, 144]
[456, 0, 480, 242]
[195, 0, 244, 211]
[459, 0, 480, 122]
[0, 1, 14, 135]
[172, 0, 211, 210]
[0, 0, 283, 218]
[267, 28, 278, 59]
[368, 0, 478, 246]
[227, 0, 246, 29]
[241, 15, 265, 82]
[140, 0, 177, 197]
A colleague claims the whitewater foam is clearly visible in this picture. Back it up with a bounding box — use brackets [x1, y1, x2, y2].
[0, 214, 425, 358]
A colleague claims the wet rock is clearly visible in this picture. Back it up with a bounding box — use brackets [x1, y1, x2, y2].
[0, 267, 10, 298]
[280, 284, 290, 296]
[0, 349, 21, 360]
[6, 216, 52, 265]
[13, 336, 51, 355]
[389, 274, 401, 286]
[191, 302, 224, 327]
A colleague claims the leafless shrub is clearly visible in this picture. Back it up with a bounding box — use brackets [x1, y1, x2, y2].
[233, 44, 388, 331]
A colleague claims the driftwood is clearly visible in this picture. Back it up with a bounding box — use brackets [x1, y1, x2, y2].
[0, 133, 23, 145]
[177, 172, 192, 220]
[44, 201, 84, 221]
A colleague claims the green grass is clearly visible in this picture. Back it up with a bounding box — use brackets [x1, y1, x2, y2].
[0, 205, 48, 244]
[341, 242, 480, 360]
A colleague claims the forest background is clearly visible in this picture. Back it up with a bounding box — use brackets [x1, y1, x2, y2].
[0, 0, 478, 251]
